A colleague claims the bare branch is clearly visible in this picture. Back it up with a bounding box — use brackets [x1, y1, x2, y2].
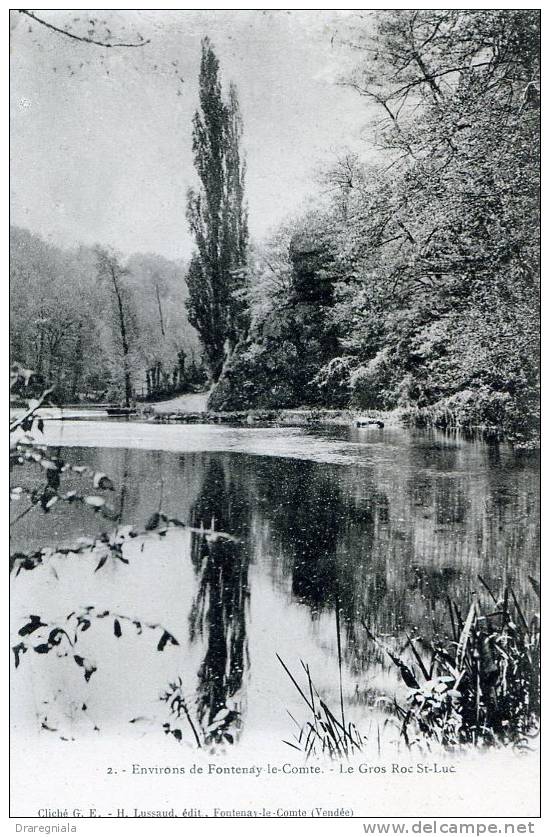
[19, 10, 150, 49]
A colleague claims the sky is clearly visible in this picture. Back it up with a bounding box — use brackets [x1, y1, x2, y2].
[10, 9, 375, 261]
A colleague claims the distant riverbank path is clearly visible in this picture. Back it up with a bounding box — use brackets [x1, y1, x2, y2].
[151, 391, 209, 414]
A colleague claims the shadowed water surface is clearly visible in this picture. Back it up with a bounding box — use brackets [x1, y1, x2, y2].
[11, 422, 539, 749]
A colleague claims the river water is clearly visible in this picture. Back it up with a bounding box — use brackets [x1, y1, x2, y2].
[11, 420, 540, 754]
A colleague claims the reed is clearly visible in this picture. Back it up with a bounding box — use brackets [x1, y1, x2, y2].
[277, 655, 365, 758]
[369, 577, 540, 750]
[280, 577, 540, 756]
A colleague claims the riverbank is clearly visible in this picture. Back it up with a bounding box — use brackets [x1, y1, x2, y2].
[400, 405, 540, 451]
[10, 396, 538, 448]
[146, 404, 540, 449]
[147, 406, 401, 428]
[145, 390, 539, 447]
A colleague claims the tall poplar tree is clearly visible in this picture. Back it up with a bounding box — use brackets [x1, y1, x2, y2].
[186, 38, 248, 383]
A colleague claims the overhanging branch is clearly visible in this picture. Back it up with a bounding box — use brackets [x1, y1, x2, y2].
[19, 10, 150, 49]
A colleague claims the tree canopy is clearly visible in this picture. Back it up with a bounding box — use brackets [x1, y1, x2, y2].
[210, 9, 540, 444]
[10, 226, 203, 403]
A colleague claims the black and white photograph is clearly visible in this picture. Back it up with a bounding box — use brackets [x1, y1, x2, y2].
[9, 7, 541, 823]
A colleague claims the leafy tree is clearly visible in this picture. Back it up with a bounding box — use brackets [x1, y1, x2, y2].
[186, 37, 248, 383]
[126, 253, 204, 398]
[95, 248, 137, 407]
[10, 227, 106, 401]
[318, 9, 540, 440]
[208, 10, 539, 443]
[208, 213, 339, 410]
[11, 226, 204, 404]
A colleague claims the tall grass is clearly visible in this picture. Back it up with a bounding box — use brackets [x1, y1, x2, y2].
[366, 577, 540, 750]
[277, 655, 365, 758]
[280, 577, 540, 756]
[278, 592, 366, 758]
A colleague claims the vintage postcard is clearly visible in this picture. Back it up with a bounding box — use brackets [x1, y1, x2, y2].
[9, 7, 541, 828]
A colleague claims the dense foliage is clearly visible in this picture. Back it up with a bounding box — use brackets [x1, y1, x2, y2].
[211, 10, 540, 444]
[10, 226, 204, 403]
[209, 216, 339, 410]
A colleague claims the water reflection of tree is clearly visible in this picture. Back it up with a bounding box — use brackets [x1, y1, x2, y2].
[165, 446, 538, 723]
[117, 447, 132, 522]
[255, 460, 341, 609]
[188, 459, 250, 730]
[249, 453, 512, 674]
[286, 467, 341, 608]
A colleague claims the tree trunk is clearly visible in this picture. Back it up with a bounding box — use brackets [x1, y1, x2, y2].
[177, 349, 186, 386]
[110, 265, 132, 407]
[70, 326, 83, 400]
[155, 283, 166, 338]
